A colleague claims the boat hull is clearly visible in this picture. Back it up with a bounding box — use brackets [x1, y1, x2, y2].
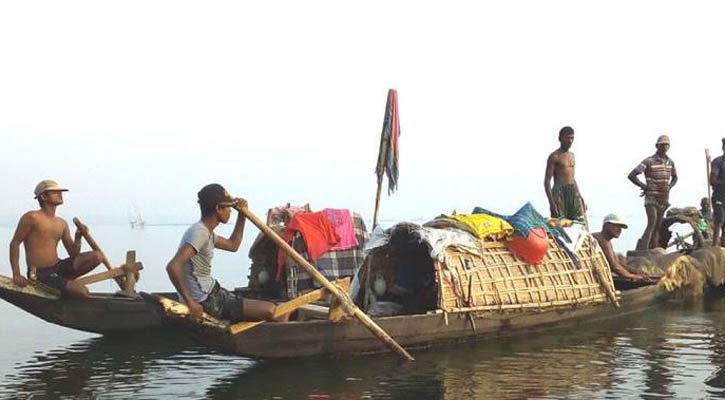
[0, 275, 172, 335]
[166, 283, 669, 358]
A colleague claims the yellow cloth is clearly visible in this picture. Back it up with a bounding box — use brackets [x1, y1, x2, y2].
[448, 214, 513, 240]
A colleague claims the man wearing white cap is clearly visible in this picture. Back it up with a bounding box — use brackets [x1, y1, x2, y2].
[593, 214, 646, 280]
[8, 180, 103, 297]
[628, 135, 678, 250]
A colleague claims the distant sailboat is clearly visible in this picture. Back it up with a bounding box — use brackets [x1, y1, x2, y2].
[128, 205, 146, 229]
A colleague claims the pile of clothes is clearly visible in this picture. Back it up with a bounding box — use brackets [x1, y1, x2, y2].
[273, 207, 369, 296]
[423, 202, 582, 265]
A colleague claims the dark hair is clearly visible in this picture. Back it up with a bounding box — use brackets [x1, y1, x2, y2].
[559, 126, 574, 139]
[198, 183, 227, 217]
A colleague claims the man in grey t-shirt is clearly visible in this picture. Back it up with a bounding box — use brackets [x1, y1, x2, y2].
[166, 183, 278, 322]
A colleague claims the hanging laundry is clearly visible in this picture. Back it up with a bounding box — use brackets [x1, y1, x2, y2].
[323, 208, 359, 251]
[276, 212, 339, 280]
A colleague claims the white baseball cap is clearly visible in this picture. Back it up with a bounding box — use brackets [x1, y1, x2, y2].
[34, 179, 68, 199]
[603, 214, 628, 228]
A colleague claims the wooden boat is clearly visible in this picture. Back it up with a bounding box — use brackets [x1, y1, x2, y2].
[146, 221, 681, 359]
[0, 274, 172, 334]
[146, 279, 669, 358]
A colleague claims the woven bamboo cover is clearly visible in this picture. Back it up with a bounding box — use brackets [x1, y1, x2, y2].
[436, 235, 616, 313]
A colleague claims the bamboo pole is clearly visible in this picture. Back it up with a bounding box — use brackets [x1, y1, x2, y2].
[373, 122, 388, 229]
[240, 207, 414, 361]
[579, 212, 620, 308]
[372, 176, 383, 229]
[73, 218, 125, 289]
[706, 149, 713, 214]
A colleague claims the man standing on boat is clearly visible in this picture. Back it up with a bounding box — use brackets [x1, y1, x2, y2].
[9, 180, 103, 297]
[166, 183, 279, 322]
[628, 135, 678, 250]
[545, 126, 586, 220]
[710, 138, 725, 247]
[593, 214, 646, 280]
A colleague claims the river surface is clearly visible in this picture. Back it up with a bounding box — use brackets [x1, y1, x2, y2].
[1, 225, 725, 399]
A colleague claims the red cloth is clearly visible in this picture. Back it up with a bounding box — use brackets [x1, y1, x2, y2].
[276, 212, 339, 281]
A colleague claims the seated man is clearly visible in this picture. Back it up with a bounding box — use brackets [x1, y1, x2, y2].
[9, 180, 103, 297]
[592, 214, 646, 280]
[166, 184, 281, 322]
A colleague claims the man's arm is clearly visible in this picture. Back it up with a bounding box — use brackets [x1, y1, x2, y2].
[711, 159, 722, 186]
[596, 235, 640, 279]
[9, 214, 33, 286]
[544, 153, 558, 215]
[215, 199, 248, 252]
[628, 164, 647, 190]
[669, 162, 678, 189]
[61, 220, 83, 257]
[166, 244, 204, 318]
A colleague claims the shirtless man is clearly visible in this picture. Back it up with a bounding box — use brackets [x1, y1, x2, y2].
[628, 135, 678, 250]
[593, 214, 646, 280]
[710, 138, 725, 246]
[9, 180, 103, 297]
[545, 126, 586, 220]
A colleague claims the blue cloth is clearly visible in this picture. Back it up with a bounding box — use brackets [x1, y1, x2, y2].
[473, 202, 567, 240]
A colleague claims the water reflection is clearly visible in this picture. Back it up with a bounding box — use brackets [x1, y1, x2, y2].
[1, 333, 217, 399]
[4, 299, 725, 399]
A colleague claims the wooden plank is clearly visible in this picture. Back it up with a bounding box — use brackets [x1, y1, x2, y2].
[123, 251, 138, 294]
[73, 218, 125, 289]
[228, 278, 351, 335]
[76, 262, 143, 286]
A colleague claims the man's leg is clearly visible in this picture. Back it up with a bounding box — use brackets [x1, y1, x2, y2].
[68, 251, 103, 279]
[56, 251, 102, 299]
[241, 298, 288, 322]
[714, 202, 724, 247]
[64, 280, 90, 298]
[638, 204, 657, 250]
[650, 207, 665, 249]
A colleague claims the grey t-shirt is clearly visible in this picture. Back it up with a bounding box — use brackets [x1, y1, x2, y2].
[179, 222, 217, 302]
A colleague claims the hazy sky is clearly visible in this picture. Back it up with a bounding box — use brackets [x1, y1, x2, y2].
[2, 1, 725, 252]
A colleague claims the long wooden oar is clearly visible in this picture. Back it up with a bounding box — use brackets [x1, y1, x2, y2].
[578, 208, 620, 308]
[240, 207, 414, 362]
[73, 217, 125, 290]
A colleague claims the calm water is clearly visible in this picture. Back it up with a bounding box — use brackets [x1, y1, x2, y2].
[1, 225, 725, 399]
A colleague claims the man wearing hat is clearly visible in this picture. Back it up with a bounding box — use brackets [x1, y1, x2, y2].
[628, 135, 678, 250]
[710, 138, 725, 247]
[9, 180, 103, 297]
[166, 183, 280, 322]
[593, 214, 646, 280]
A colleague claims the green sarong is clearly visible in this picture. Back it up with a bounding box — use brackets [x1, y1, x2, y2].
[552, 182, 583, 220]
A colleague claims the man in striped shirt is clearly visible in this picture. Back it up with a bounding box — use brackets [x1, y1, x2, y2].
[628, 135, 678, 250]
